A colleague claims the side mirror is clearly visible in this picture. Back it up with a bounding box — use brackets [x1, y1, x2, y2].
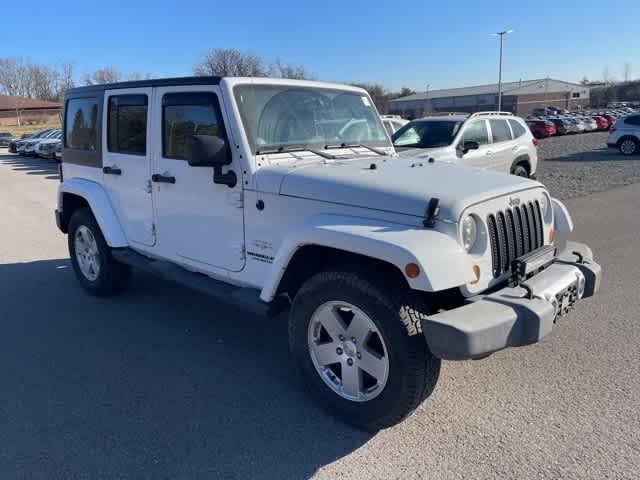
[185, 135, 231, 167]
[185, 135, 237, 188]
[461, 140, 480, 154]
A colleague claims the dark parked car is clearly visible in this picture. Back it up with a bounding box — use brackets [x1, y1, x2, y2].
[547, 118, 569, 135]
[10, 129, 53, 154]
[0, 132, 13, 147]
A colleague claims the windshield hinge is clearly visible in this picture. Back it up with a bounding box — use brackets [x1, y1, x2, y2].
[423, 197, 440, 228]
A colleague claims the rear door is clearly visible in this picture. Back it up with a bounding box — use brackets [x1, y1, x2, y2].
[487, 118, 516, 173]
[102, 88, 155, 246]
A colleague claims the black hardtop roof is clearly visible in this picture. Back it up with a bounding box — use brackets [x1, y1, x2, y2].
[65, 76, 222, 96]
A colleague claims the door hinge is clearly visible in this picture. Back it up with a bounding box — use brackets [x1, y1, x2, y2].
[231, 243, 245, 259]
[151, 222, 157, 239]
[145, 179, 152, 194]
[228, 191, 244, 208]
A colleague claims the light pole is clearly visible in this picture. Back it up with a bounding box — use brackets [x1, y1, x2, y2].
[492, 29, 513, 111]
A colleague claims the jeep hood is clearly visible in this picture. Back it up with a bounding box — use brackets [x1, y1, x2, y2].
[272, 156, 540, 221]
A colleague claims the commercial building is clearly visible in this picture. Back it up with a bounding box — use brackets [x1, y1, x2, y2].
[0, 95, 62, 126]
[389, 78, 589, 118]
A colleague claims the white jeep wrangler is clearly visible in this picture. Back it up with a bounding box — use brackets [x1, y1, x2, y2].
[56, 77, 601, 430]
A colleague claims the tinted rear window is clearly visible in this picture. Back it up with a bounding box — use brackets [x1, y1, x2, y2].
[65, 98, 99, 151]
[108, 94, 148, 155]
[508, 119, 527, 137]
[489, 119, 512, 142]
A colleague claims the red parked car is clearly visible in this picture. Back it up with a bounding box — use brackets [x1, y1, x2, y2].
[602, 114, 617, 129]
[526, 120, 557, 139]
[592, 116, 609, 131]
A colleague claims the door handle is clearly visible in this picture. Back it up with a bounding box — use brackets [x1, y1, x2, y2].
[151, 173, 176, 184]
[485, 150, 493, 155]
[103, 166, 122, 175]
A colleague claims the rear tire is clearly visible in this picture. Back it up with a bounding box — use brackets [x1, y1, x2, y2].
[619, 137, 639, 156]
[289, 268, 440, 431]
[68, 207, 130, 296]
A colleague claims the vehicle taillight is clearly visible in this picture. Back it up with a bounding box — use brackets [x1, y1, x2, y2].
[532, 138, 539, 147]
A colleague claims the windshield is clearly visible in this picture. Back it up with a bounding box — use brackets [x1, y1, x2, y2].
[392, 120, 462, 148]
[233, 84, 389, 154]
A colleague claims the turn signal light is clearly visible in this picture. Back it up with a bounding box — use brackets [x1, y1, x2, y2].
[405, 263, 420, 279]
[471, 265, 480, 284]
[548, 228, 555, 244]
[532, 138, 539, 147]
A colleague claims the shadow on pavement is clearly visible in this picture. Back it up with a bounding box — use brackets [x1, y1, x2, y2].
[0, 259, 371, 479]
[0, 152, 59, 179]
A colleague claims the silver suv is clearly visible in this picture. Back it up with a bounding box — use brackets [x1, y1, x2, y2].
[607, 114, 640, 156]
[392, 112, 539, 178]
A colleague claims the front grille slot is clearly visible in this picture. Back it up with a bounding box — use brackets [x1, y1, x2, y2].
[488, 201, 544, 278]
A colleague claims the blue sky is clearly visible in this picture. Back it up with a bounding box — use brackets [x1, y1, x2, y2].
[2, 1, 639, 91]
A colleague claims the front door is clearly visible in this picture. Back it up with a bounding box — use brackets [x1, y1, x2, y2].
[457, 119, 492, 169]
[150, 85, 245, 272]
[102, 88, 155, 246]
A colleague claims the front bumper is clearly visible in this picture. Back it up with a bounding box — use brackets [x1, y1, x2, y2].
[423, 242, 601, 360]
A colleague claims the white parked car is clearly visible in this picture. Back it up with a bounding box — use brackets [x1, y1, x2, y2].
[607, 114, 640, 156]
[35, 130, 62, 159]
[392, 112, 539, 178]
[380, 115, 409, 135]
[55, 77, 601, 430]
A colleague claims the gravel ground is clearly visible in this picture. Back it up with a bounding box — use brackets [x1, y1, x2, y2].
[537, 131, 640, 199]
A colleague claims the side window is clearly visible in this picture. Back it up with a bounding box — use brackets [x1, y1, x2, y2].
[162, 92, 225, 160]
[461, 120, 489, 145]
[65, 97, 99, 151]
[489, 119, 513, 143]
[508, 119, 527, 138]
[108, 94, 148, 155]
[625, 115, 640, 126]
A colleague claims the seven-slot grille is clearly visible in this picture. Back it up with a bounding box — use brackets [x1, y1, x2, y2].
[487, 200, 544, 278]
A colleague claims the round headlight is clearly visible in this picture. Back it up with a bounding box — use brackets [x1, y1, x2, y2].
[461, 215, 478, 252]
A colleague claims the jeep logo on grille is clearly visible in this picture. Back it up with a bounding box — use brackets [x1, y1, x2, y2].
[508, 196, 521, 207]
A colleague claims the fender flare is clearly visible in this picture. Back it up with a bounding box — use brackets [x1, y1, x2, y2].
[259, 214, 474, 302]
[58, 178, 128, 247]
[551, 197, 574, 233]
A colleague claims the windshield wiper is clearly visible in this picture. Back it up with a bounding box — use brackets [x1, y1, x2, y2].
[324, 143, 388, 156]
[256, 145, 336, 159]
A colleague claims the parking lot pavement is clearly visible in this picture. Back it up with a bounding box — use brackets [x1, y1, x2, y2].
[1, 149, 639, 479]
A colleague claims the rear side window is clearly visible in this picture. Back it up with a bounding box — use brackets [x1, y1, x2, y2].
[625, 115, 640, 126]
[489, 119, 513, 142]
[162, 92, 225, 160]
[508, 119, 527, 138]
[65, 98, 99, 151]
[461, 120, 489, 145]
[108, 94, 148, 155]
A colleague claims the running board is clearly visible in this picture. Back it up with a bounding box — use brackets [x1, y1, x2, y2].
[112, 248, 277, 316]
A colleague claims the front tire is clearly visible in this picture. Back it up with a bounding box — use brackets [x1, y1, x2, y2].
[512, 164, 529, 178]
[289, 268, 440, 430]
[68, 207, 130, 296]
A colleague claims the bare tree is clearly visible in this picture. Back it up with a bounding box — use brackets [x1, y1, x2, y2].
[194, 49, 266, 77]
[83, 66, 123, 85]
[269, 59, 310, 80]
[623, 62, 632, 83]
[350, 83, 390, 113]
